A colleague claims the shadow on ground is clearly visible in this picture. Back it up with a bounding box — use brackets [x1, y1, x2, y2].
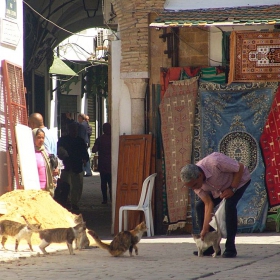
[69, 173, 112, 239]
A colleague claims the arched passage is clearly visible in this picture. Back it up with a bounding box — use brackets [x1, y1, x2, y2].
[23, 0, 115, 123]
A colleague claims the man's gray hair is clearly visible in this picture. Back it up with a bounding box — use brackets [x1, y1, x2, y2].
[180, 164, 200, 183]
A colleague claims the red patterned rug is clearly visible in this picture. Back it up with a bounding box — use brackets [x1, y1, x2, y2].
[229, 31, 280, 84]
[159, 78, 198, 229]
[260, 86, 280, 207]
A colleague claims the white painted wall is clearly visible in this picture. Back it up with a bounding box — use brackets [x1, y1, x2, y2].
[0, 0, 24, 194]
[164, 0, 280, 10]
[50, 77, 58, 130]
[111, 39, 131, 233]
[0, 2, 23, 65]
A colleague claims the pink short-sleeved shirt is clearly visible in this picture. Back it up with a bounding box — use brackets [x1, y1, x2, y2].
[194, 152, 251, 198]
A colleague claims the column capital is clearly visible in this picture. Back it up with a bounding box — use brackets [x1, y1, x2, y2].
[123, 78, 148, 99]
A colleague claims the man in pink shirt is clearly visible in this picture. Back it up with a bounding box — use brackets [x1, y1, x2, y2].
[181, 152, 251, 258]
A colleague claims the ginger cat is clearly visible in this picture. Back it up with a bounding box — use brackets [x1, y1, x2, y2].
[0, 216, 41, 252]
[38, 222, 86, 255]
[88, 221, 147, 257]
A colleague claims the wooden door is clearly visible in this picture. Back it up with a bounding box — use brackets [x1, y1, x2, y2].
[114, 134, 153, 234]
[2, 60, 27, 191]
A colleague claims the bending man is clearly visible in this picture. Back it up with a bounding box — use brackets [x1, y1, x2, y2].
[180, 152, 251, 258]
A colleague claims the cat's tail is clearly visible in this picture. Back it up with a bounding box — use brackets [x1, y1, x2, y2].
[21, 215, 41, 232]
[87, 230, 110, 251]
[21, 215, 29, 225]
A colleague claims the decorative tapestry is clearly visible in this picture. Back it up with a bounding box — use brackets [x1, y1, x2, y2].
[229, 31, 280, 84]
[159, 78, 198, 231]
[192, 81, 278, 233]
[260, 86, 280, 207]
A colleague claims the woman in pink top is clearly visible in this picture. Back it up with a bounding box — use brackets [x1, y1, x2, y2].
[32, 128, 54, 197]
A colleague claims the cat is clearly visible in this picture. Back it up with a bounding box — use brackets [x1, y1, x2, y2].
[38, 221, 86, 255]
[0, 216, 41, 252]
[73, 214, 90, 250]
[192, 214, 222, 257]
[88, 221, 147, 257]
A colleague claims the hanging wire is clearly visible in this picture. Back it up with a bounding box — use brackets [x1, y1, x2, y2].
[24, 1, 228, 68]
[23, 0, 98, 38]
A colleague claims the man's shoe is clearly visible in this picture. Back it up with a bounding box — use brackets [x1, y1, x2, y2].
[193, 250, 221, 256]
[222, 251, 237, 258]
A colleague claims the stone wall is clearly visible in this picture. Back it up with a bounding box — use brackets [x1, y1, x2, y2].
[113, 0, 209, 78]
[112, 0, 210, 109]
[113, 0, 165, 74]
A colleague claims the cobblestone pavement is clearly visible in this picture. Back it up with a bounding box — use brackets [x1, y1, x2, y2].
[0, 173, 280, 279]
[1, 234, 280, 280]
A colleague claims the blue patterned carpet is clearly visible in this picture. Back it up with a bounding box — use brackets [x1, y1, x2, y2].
[191, 82, 278, 233]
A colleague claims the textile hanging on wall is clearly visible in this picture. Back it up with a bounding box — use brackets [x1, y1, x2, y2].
[260, 86, 280, 207]
[159, 78, 198, 231]
[160, 67, 201, 98]
[229, 31, 280, 84]
[200, 67, 226, 84]
[192, 81, 278, 233]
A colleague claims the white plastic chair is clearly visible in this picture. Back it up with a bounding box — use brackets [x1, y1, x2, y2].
[119, 173, 157, 237]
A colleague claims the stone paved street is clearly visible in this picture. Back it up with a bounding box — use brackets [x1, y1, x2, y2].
[0, 173, 280, 279]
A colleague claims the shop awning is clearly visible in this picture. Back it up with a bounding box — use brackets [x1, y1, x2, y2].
[150, 5, 280, 28]
[49, 56, 78, 76]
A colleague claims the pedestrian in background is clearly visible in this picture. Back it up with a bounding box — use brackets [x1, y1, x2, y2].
[29, 112, 60, 189]
[78, 113, 92, 177]
[28, 112, 57, 155]
[32, 128, 55, 197]
[57, 122, 89, 210]
[92, 122, 111, 204]
[85, 114, 93, 147]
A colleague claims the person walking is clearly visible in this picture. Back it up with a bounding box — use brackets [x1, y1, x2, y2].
[78, 113, 92, 177]
[92, 123, 111, 204]
[85, 115, 93, 147]
[57, 122, 89, 210]
[180, 152, 251, 258]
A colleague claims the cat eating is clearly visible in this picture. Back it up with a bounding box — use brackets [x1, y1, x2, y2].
[73, 214, 90, 250]
[88, 221, 147, 257]
[38, 221, 86, 255]
[192, 214, 222, 257]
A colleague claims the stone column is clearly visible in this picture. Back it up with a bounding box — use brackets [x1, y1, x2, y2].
[124, 78, 148, 135]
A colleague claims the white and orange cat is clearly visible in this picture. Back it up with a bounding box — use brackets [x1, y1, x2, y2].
[0, 216, 41, 252]
[192, 214, 222, 257]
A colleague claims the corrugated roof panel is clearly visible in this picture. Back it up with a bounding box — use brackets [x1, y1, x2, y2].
[150, 5, 280, 28]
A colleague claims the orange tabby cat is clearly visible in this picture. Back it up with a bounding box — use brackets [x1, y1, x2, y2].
[88, 221, 147, 257]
